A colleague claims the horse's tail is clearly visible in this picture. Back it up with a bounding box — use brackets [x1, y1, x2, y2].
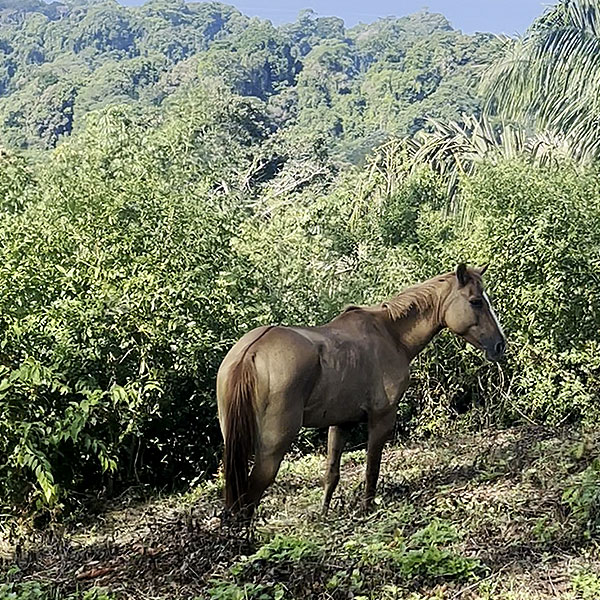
[223, 353, 258, 512]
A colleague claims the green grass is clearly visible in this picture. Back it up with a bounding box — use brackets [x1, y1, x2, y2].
[0, 577, 114, 600]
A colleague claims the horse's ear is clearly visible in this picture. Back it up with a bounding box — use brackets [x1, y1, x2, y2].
[455, 263, 469, 287]
[477, 264, 489, 276]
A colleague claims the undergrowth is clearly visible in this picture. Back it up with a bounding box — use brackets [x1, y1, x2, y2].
[2, 426, 600, 599]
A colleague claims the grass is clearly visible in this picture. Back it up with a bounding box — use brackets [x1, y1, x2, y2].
[1, 425, 600, 599]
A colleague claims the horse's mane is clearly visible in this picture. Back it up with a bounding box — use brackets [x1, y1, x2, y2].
[341, 269, 482, 322]
[382, 274, 451, 321]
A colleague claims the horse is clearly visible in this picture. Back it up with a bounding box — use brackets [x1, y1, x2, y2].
[216, 264, 505, 517]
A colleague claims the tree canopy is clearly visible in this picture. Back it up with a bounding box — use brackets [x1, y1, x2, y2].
[0, 1, 500, 153]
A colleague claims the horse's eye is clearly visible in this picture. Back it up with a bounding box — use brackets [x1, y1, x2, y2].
[470, 298, 483, 307]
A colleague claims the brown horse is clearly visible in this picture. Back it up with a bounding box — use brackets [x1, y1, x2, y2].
[217, 264, 505, 517]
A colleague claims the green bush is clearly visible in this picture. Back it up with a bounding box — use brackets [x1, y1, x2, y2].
[237, 154, 600, 433]
[451, 160, 600, 425]
[0, 575, 114, 600]
[344, 519, 482, 581]
[0, 91, 272, 518]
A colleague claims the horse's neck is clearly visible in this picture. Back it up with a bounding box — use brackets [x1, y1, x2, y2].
[387, 285, 448, 361]
[390, 309, 441, 361]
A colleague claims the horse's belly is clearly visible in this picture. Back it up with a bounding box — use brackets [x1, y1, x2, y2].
[301, 364, 409, 428]
[302, 403, 366, 428]
[302, 381, 369, 428]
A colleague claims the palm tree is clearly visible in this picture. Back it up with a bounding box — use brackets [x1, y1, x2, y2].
[481, 0, 600, 159]
[352, 115, 577, 220]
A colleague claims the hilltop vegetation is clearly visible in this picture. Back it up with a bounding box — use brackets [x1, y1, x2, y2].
[0, 0, 499, 153]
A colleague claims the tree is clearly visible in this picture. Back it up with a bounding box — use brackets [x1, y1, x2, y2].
[197, 19, 297, 100]
[482, 0, 600, 158]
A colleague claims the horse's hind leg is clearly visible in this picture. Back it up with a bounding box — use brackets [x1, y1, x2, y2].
[322, 425, 350, 514]
[245, 412, 302, 517]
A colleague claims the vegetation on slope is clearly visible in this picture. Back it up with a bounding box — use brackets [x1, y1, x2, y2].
[0, 0, 599, 554]
[2, 425, 600, 599]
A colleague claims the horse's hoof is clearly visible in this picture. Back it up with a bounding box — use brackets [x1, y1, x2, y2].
[361, 499, 375, 514]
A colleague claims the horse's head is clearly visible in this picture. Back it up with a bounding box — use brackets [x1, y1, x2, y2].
[443, 263, 506, 362]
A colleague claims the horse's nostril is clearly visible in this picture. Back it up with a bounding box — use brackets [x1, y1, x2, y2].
[495, 340, 506, 355]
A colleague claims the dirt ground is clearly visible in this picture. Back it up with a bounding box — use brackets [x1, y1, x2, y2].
[1, 425, 599, 599]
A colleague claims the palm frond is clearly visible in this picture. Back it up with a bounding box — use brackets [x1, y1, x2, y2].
[481, 0, 600, 158]
[406, 115, 587, 214]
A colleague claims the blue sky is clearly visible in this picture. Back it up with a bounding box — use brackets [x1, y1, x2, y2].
[120, 0, 554, 34]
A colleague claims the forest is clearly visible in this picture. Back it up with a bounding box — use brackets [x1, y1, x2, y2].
[0, 0, 600, 598]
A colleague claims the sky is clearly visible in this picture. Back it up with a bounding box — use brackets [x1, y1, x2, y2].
[120, 0, 554, 35]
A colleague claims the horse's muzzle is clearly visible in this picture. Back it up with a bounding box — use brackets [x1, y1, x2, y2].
[485, 338, 506, 362]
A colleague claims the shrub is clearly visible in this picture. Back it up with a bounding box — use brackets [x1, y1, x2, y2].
[0, 93, 271, 519]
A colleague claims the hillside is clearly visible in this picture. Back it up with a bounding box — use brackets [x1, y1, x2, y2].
[2, 425, 600, 599]
[1, 1, 600, 584]
[0, 0, 500, 154]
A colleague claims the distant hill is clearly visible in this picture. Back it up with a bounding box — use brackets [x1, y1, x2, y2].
[0, 0, 501, 154]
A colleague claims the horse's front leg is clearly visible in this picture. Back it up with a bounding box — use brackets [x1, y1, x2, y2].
[364, 409, 396, 511]
[322, 424, 352, 514]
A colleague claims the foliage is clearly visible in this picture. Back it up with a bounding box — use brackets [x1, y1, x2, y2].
[0, 149, 36, 213]
[343, 519, 482, 581]
[572, 569, 600, 600]
[0, 571, 114, 600]
[0, 88, 272, 518]
[563, 459, 600, 536]
[239, 535, 321, 565]
[209, 536, 323, 600]
[0, 1, 499, 151]
[450, 160, 600, 426]
[208, 517, 482, 599]
[0, 0, 248, 149]
[208, 581, 284, 600]
[482, 0, 600, 159]
[1, 0, 600, 526]
[236, 148, 600, 433]
[406, 114, 587, 210]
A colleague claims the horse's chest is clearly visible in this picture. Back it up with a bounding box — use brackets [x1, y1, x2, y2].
[384, 365, 410, 398]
